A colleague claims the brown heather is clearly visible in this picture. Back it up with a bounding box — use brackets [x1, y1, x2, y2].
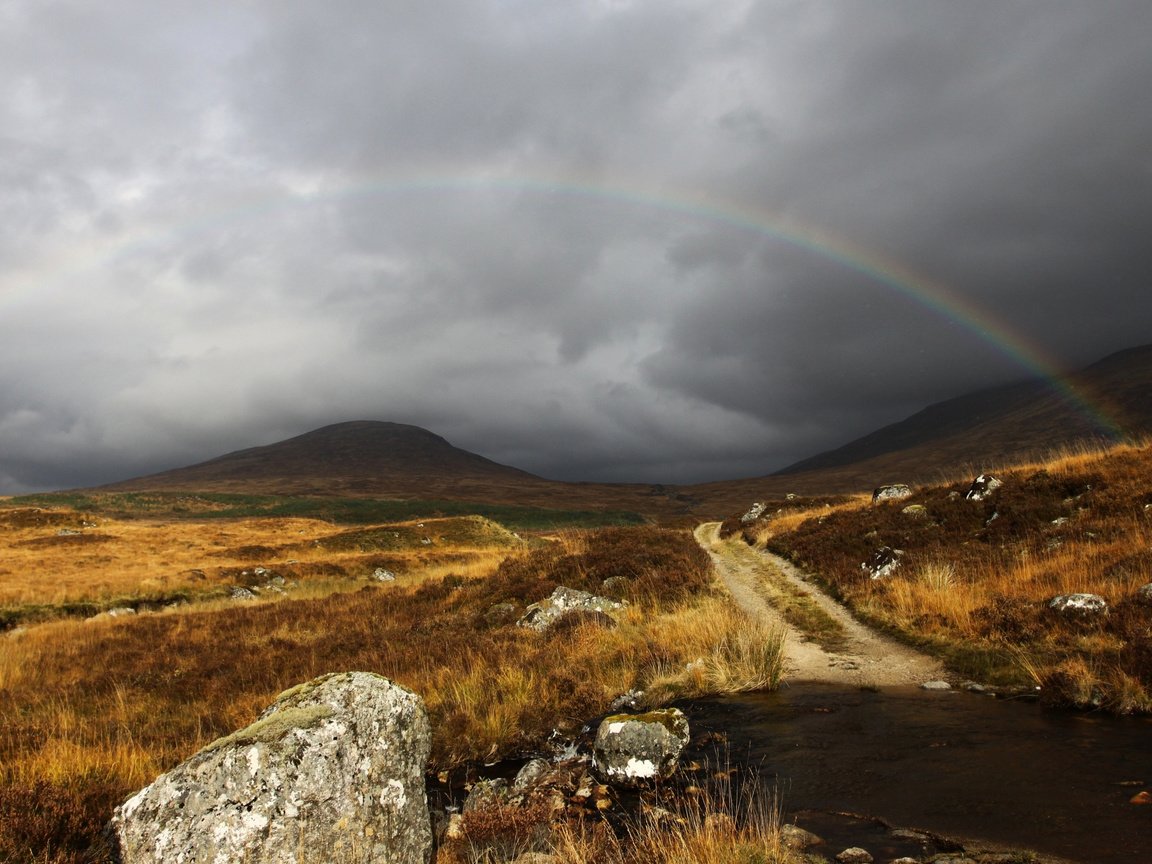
[0, 523, 784, 863]
[750, 440, 1152, 712]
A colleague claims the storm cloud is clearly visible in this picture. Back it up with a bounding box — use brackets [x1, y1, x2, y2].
[2, 1, 1151, 491]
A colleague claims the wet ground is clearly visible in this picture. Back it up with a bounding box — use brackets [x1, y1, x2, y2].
[688, 683, 1152, 864]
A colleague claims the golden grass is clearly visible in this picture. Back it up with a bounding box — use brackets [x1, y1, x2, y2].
[0, 510, 521, 609]
[0, 524, 783, 863]
[759, 440, 1152, 709]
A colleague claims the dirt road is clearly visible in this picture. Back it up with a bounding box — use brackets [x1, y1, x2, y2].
[695, 522, 946, 687]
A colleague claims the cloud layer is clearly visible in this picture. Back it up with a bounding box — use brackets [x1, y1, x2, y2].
[2, 1, 1151, 490]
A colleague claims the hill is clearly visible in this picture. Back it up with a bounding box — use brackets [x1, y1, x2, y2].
[684, 342, 1152, 510]
[103, 421, 696, 518]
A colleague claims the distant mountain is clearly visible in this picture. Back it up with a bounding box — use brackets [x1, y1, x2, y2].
[103, 420, 695, 516]
[685, 342, 1152, 510]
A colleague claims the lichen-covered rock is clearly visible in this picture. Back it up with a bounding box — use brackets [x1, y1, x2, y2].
[741, 502, 768, 523]
[920, 680, 952, 691]
[965, 474, 1003, 501]
[861, 546, 903, 579]
[872, 484, 912, 503]
[1135, 583, 1152, 605]
[900, 504, 928, 518]
[835, 848, 874, 863]
[1049, 593, 1108, 614]
[780, 824, 824, 850]
[107, 671, 432, 864]
[517, 587, 624, 631]
[592, 708, 689, 789]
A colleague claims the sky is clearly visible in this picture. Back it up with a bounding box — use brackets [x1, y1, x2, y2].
[2, 0, 1151, 492]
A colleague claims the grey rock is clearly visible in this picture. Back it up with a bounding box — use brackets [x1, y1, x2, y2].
[512, 759, 551, 794]
[835, 847, 874, 863]
[741, 502, 768, 523]
[463, 777, 510, 812]
[107, 671, 432, 864]
[1048, 593, 1108, 614]
[1135, 583, 1152, 605]
[517, 587, 624, 631]
[484, 602, 519, 626]
[229, 586, 257, 601]
[920, 680, 952, 691]
[600, 575, 631, 596]
[861, 546, 903, 579]
[872, 484, 912, 503]
[780, 823, 824, 849]
[373, 567, 397, 582]
[106, 607, 136, 618]
[965, 474, 1003, 501]
[608, 689, 645, 712]
[592, 708, 689, 789]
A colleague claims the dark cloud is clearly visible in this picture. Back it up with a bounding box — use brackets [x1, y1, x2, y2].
[2, 1, 1151, 491]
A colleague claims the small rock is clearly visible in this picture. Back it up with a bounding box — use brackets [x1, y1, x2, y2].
[1130, 790, 1152, 805]
[57, 528, 82, 536]
[862, 546, 903, 579]
[592, 708, 689, 789]
[965, 474, 1003, 501]
[372, 568, 396, 582]
[873, 484, 912, 503]
[962, 681, 987, 693]
[228, 586, 257, 601]
[518, 586, 624, 632]
[106, 607, 136, 618]
[600, 575, 631, 596]
[484, 602, 518, 625]
[780, 823, 824, 850]
[901, 504, 928, 518]
[463, 777, 510, 812]
[921, 680, 952, 691]
[741, 502, 768, 523]
[1051, 516, 1069, 526]
[1048, 593, 1108, 614]
[890, 859, 919, 864]
[608, 689, 645, 712]
[1134, 584, 1152, 605]
[512, 759, 551, 794]
[835, 847, 874, 863]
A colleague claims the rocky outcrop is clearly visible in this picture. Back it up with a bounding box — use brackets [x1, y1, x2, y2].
[1048, 593, 1108, 614]
[861, 546, 903, 579]
[741, 502, 769, 523]
[872, 484, 912, 503]
[965, 474, 1002, 501]
[107, 671, 432, 864]
[591, 708, 689, 789]
[517, 587, 624, 631]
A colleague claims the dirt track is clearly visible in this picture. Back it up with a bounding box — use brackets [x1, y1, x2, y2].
[695, 522, 946, 687]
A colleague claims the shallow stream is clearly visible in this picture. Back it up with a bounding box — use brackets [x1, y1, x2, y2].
[689, 684, 1152, 863]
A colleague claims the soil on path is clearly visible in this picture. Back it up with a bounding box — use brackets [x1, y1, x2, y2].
[695, 522, 946, 687]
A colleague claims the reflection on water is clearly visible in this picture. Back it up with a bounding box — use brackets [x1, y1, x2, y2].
[689, 684, 1152, 864]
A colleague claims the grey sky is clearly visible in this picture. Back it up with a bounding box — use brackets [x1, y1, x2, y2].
[2, 0, 1150, 491]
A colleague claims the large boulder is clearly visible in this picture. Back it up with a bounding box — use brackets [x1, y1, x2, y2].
[1048, 593, 1108, 615]
[591, 708, 689, 789]
[517, 587, 624, 631]
[872, 484, 912, 503]
[107, 671, 432, 864]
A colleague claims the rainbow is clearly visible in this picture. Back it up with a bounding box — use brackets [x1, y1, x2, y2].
[4, 167, 1124, 438]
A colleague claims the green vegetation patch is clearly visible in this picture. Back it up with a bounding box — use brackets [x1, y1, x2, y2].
[6, 492, 644, 531]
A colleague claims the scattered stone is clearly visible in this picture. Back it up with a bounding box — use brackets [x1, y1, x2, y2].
[835, 847, 874, 863]
[786, 492, 798, 500]
[965, 474, 1003, 501]
[780, 823, 824, 850]
[228, 586, 257, 601]
[872, 484, 912, 503]
[106, 607, 136, 618]
[600, 575, 631, 596]
[1051, 516, 1069, 526]
[1135, 584, 1152, 605]
[484, 602, 519, 625]
[962, 681, 988, 693]
[107, 671, 432, 864]
[608, 689, 645, 712]
[57, 528, 82, 536]
[253, 567, 270, 577]
[901, 504, 928, 518]
[741, 502, 768, 523]
[518, 587, 624, 632]
[1048, 593, 1108, 614]
[373, 567, 396, 582]
[984, 511, 999, 526]
[861, 546, 904, 579]
[891, 859, 919, 864]
[920, 680, 952, 691]
[592, 708, 689, 789]
[464, 777, 510, 812]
